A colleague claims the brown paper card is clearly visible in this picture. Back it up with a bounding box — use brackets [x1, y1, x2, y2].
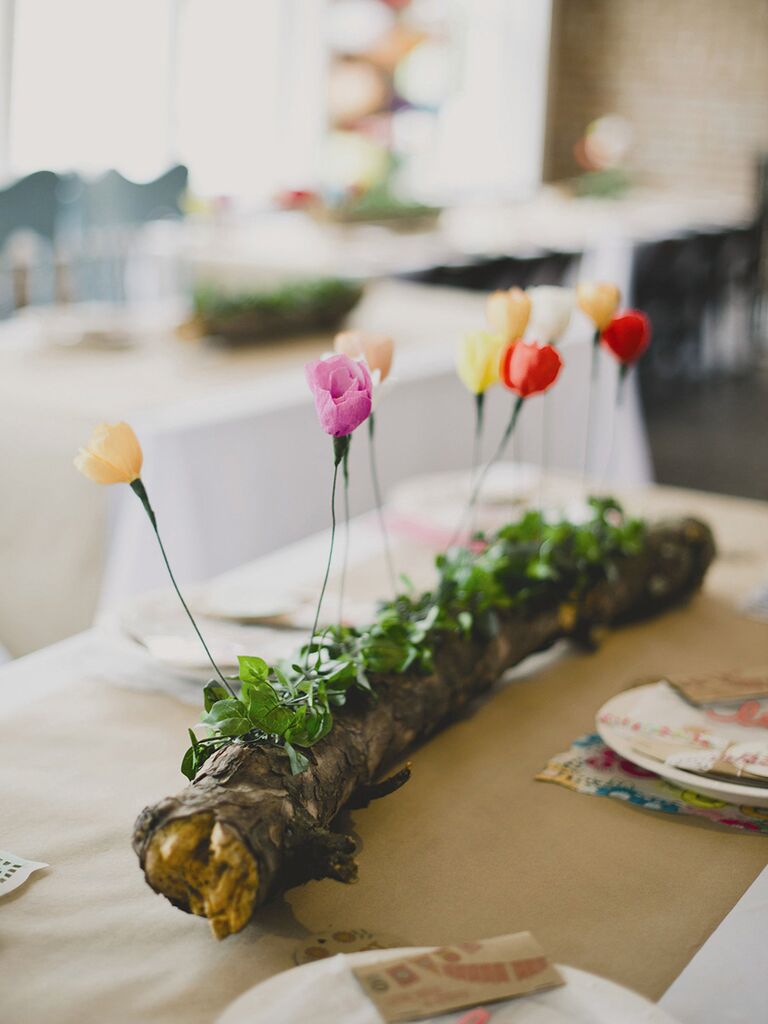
[666, 667, 768, 706]
[352, 932, 563, 1022]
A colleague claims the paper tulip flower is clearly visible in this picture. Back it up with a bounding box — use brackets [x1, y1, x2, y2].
[304, 354, 374, 663]
[75, 422, 232, 695]
[486, 288, 531, 344]
[305, 353, 373, 438]
[456, 330, 504, 395]
[334, 330, 394, 384]
[593, 311, 651, 480]
[450, 340, 564, 548]
[526, 286, 574, 344]
[334, 331, 396, 594]
[576, 282, 621, 332]
[451, 331, 506, 548]
[602, 311, 651, 367]
[579, 285, 623, 480]
[74, 421, 143, 484]
[500, 340, 563, 398]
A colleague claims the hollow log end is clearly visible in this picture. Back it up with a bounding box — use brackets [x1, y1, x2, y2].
[138, 812, 259, 940]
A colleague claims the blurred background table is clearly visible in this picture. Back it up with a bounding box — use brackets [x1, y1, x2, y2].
[0, 275, 653, 657]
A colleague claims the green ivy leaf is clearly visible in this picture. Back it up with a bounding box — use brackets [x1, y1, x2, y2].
[203, 681, 230, 713]
[201, 698, 251, 737]
[284, 741, 310, 775]
[243, 680, 293, 736]
[238, 655, 270, 684]
[181, 729, 218, 780]
[180, 745, 197, 780]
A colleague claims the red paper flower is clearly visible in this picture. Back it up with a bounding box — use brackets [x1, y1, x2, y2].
[601, 310, 651, 365]
[499, 341, 562, 398]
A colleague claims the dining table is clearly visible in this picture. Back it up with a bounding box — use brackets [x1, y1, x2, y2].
[2, 475, 767, 1024]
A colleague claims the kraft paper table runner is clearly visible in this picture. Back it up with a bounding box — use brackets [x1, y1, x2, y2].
[4, 484, 768, 1022]
[3, 588, 767, 1024]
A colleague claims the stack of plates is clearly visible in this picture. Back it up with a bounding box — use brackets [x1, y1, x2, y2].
[596, 682, 768, 809]
[117, 583, 378, 679]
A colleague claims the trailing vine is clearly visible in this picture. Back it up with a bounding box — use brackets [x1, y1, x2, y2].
[181, 497, 646, 780]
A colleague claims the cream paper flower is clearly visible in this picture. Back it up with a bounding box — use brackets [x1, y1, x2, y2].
[74, 421, 143, 485]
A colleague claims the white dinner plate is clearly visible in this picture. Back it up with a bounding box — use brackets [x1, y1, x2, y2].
[116, 588, 307, 675]
[115, 586, 378, 678]
[217, 947, 679, 1024]
[388, 464, 540, 533]
[196, 580, 309, 624]
[596, 683, 768, 808]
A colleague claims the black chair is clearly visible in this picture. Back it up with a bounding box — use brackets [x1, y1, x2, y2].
[397, 249, 581, 292]
[632, 223, 762, 407]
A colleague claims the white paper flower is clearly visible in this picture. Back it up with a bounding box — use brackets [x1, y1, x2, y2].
[526, 286, 575, 344]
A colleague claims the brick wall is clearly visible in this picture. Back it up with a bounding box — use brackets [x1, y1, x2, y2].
[544, 0, 768, 198]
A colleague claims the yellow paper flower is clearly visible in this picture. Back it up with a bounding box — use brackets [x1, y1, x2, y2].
[74, 421, 143, 484]
[486, 288, 531, 343]
[334, 330, 394, 383]
[576, 282, 621, 331]
[456, 331, 504, 395]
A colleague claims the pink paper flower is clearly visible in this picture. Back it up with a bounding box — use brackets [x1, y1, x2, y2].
[305, 354, 373, 437]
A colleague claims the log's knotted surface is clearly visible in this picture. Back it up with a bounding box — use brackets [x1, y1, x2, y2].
[133, 517, 715, 939]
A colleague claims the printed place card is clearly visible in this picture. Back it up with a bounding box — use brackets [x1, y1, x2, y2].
[666, 668, 768, 706]
[0, 850, 48, 896]
[294, 928, 409, 966]
[352, 932, 563, 1022]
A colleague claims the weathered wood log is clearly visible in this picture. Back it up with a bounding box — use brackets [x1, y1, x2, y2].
[133, 517, 715, 938]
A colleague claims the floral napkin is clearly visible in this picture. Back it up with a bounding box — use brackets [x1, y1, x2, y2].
[536, 734, 768, 835]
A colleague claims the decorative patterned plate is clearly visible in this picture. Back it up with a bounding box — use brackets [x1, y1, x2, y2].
[596, 684, 768, 809]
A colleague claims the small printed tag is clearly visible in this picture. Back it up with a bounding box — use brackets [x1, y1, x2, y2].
[0, 850, 48, 896]
[294, 928, 409, 965]
[352, 932, 563, 1023]
[666, 668, 768, 706]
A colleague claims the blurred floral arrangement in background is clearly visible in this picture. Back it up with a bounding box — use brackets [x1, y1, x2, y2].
[572, 114, 634, 199]
[277, 0, 450, 227]
[180, 278, 364, 344]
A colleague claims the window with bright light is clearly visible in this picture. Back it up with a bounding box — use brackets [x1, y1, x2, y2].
[8, 0, 326, 200]
[4, 0, 550, 202]
[174, 0, 325, 201]
[10, 0, 173, 180]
